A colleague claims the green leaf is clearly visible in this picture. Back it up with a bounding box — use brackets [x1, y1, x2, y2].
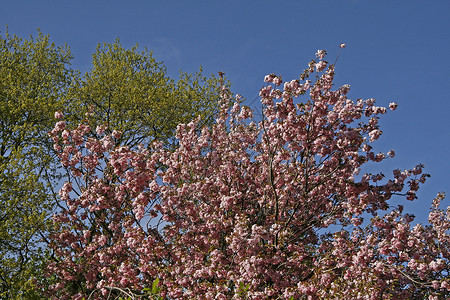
[152, 277, 160, 294]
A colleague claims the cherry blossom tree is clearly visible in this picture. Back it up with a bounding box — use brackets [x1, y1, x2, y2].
[46, 47, 449, 299]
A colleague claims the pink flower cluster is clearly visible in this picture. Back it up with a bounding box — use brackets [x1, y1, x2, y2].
[46, 48, 449, 299]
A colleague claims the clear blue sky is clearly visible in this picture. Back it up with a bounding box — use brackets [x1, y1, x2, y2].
[1, 0, 449, 223]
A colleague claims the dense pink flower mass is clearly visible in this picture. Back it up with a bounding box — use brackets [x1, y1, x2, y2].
[47, 48, 449, 299]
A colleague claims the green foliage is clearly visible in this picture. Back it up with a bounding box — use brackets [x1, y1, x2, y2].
[142, 278, 163, 300]
[0, 28, 74, 155]
[237, 281, 251, 298]
[0, 150, 51, 300]
[0, 28, 74, 299]
[66, 39, 226, 148]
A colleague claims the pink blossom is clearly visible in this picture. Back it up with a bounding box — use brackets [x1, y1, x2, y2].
[315, 61, 327, 72]
[340, 84, 351, 95]
[46, 48, 449, 299]
[55, 111, 64, 119]
[369, 129, 382, 141]
[315, 49, 327, 60]
[389, 102, 398, 110]
[111, 130, 122, 139]
[61, 130, 70, 140]
[54, 120, 66, 131]
[273, 76, 282, 86]
[264, 74, 274, 83]
[96, 125, 106, 135]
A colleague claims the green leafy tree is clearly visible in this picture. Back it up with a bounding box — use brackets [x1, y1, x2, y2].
[0, 29, 74, 298]
[66, 39, 226, 149]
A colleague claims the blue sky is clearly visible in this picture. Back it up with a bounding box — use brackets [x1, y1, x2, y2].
[1, 0, 449, 223]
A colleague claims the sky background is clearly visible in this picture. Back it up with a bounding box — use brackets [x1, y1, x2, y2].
[1, 0, 449, 224]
